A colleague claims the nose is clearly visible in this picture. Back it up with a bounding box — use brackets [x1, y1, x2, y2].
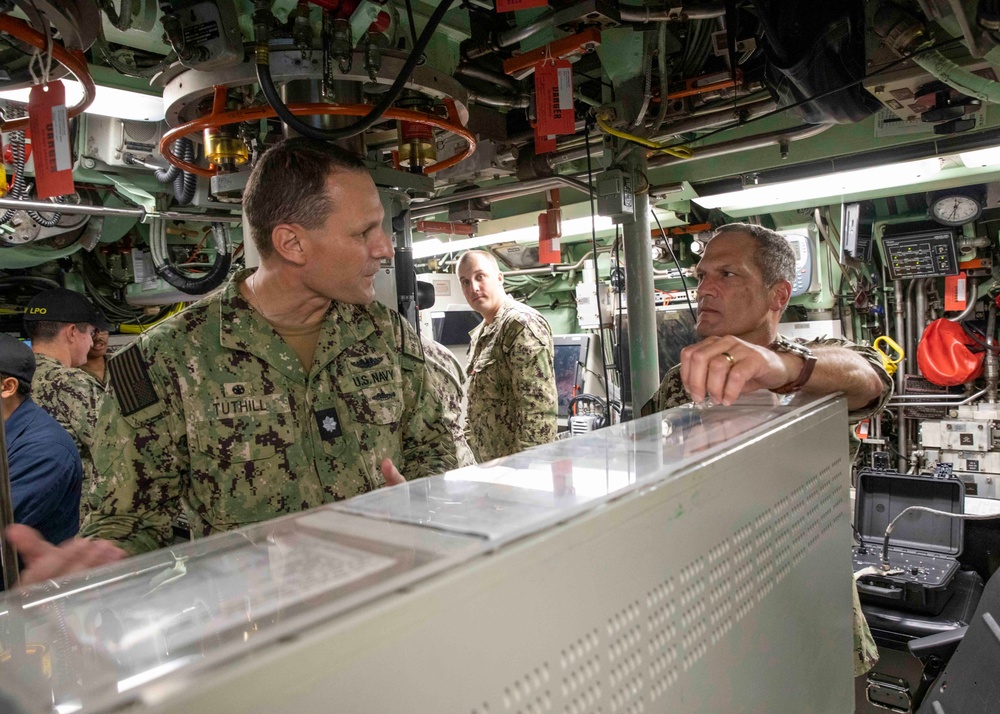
[372, 228, 394, 260]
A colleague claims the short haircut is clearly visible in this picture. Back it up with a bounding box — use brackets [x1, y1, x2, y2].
[24, 321, 90, 342]
[712, 222, 795, 287]
[457, 250, 500, 275]
[0, 373, 31, 397]
[243, 138, 368, 259]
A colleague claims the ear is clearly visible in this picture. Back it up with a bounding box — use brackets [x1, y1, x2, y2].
[497, 271, 504, 286]
[271, 223, 308, 266]
[769, 279, 792, 313]
[1, 376, 19, 399]
[64, 322, 81, 343]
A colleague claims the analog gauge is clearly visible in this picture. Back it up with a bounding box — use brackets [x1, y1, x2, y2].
[928, 187, 985, 226]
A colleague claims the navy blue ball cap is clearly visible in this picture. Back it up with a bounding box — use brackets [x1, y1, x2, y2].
[93, 309, 113, 332]
[0, 333, 36, 385]
[23, 289, 102, 326]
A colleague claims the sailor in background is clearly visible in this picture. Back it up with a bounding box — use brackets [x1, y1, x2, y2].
[458, 250, 558, 462]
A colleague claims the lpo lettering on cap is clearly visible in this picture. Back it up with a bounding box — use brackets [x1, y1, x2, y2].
[26, 307, 47, 315]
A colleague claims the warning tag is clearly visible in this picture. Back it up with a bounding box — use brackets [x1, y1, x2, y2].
[28, 81, 74, 199]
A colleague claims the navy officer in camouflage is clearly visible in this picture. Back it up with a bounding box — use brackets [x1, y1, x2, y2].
[6, 138, 461, 579]
[639, 222, 893, 677]
[24, 289, 109, 510]
[458, 250, 557, 461]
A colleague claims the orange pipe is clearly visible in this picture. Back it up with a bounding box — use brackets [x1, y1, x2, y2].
[159, 104, 477, 177]
[0, 14, 96, 131]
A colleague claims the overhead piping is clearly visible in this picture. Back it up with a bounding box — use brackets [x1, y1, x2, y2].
[619, 2, 726, 22]
[409, 176, 591, 219]
[649, 123, 833, 168]
[0, 197, 243, 223]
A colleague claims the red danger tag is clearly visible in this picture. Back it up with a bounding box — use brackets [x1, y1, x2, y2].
[535, 59, 575, 137]
[534, 132, 557, 155]
[496, 0, 547, 11]
[537, 212, 560, 264]
[28, 81, 74, 199]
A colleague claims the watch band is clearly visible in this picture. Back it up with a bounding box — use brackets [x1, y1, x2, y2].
[768, 340, 818, 395]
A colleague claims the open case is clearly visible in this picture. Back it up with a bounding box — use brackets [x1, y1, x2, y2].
[853, 469, 965, 616]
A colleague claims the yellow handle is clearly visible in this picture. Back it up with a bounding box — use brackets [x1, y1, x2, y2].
[873, 335, 904, 376]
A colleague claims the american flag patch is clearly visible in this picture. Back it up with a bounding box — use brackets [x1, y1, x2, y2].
[109, 347, 160, 416]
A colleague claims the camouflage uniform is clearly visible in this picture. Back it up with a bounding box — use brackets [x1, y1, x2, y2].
[465, 297, 557, 462]
[421, 337, 476, 467]
[640, 334, 891, 676]
[81, 270, 459, 555]
[31, 353, 103, 509]
[640, 335, 894, 421]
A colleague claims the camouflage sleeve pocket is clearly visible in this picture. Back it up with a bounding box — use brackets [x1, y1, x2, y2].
[193, 418, 278, 464]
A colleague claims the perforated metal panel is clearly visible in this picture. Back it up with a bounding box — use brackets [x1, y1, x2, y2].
[135, 397, 854, 714]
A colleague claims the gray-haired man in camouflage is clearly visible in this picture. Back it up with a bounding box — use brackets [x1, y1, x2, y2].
[639, 223, 892, 677]
[458, 250, 557, 462]
[7, 139, 461, 578]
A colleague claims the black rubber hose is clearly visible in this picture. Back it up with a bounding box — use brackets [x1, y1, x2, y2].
[254, 0, 455, 142]
[0, 131, 28, 225]
[0, 275, 63, 290]
[172, 138, 197, 206]
[154, 223, 232, 294]
[155, 139, 183, 184]
[27, 196, 63, 228]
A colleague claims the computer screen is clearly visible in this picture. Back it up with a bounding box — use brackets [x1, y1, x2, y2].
[616, 305, 698, 409]
[431, 310, 483, 347]
[553, 334, 590, 418]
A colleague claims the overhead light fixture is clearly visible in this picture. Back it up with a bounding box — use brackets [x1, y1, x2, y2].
[692, 157, 942, 212]
[959, 146, 1000, 168]
[0, 80, 165, 122]
[412, 214, 616, 259]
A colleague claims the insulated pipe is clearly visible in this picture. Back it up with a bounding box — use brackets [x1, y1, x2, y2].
[454, 63, 517, 91]
[986, 302, 998, 403]
[619, 2, 726, 22]
[905, 279, 917, 377]
[0, 197, 242, 223]
[646, 100, 778, 138]
[894, 279, 908, 473]
[914, 278, 928, 348]
[649, 123, 833, 168]
[623, 151, 659, 409]
[494, 8, 557, 49]
[546, 100, 779, 169]
[468, 92, 531, 110]
[912, 50, 1000, 105]
[409, 176, 591, 218]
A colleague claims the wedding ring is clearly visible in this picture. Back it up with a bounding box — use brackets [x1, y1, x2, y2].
[721, 351, 735, 366]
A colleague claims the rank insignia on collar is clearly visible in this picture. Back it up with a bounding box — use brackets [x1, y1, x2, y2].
[314, 407, 343, 441]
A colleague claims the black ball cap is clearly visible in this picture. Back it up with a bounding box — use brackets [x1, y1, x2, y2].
[23, 289, 103, 327]
[0, 332, 36, 385]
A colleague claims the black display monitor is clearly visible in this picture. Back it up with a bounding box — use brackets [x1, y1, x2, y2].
[431, 310, 483, 347]
[616, 305, 698, 409]
[553, 334, 590, 418]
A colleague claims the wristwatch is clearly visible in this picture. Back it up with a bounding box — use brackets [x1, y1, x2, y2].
[768, 340, 817, 394]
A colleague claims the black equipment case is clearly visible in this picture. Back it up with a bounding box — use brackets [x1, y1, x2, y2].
[852, 469, 965, 616]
